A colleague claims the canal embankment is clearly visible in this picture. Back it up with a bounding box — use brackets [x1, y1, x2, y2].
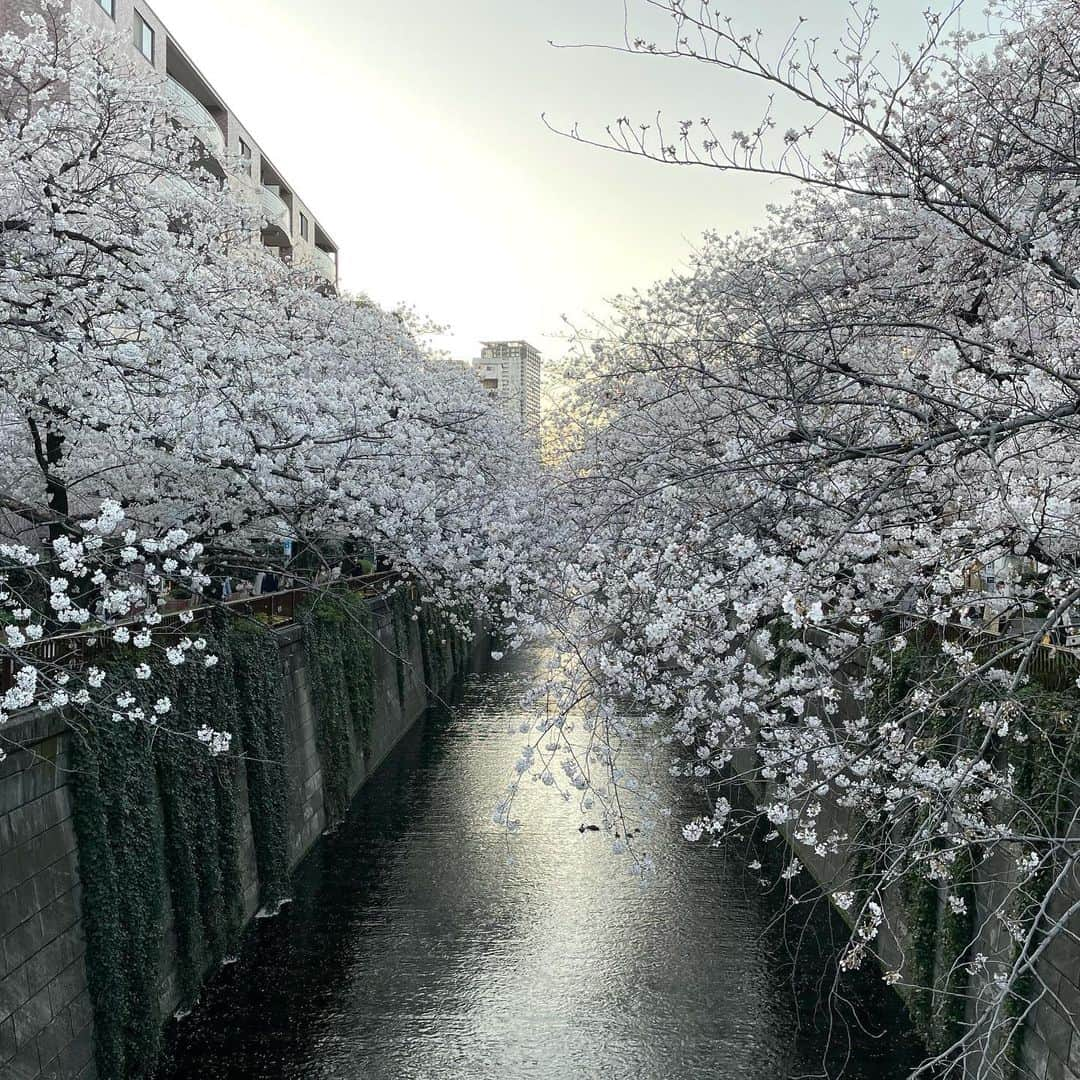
[732, 706, 1080, 1080]
[0, 591, 485, 1080]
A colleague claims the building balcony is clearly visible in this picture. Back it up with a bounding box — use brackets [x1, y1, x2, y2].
[226, 171, 257, 203]
[259, 185, 291, 238]
[151, 172, 199, 203]
[310, 245, 337, 284]
[163, 78, 226, 159]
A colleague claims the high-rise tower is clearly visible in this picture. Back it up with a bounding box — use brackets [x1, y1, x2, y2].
[471, 341, 542, 425]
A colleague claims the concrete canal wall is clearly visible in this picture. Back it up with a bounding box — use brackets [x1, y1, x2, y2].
[735, 748, 1080, 1080]
[0, 596, 484, 1080]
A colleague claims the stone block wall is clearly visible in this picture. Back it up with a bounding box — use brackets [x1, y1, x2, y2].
[0, 596, 482, 1079]
[734, 737, 1080, 1080]
[279, 599, 440, 870]
[280, 624, 326, 868]
[0, 714, 94, 1080]
[1019, 863, 1080, 1080]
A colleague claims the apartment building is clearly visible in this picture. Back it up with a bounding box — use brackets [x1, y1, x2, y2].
[472, 341, 542, 425]
[0, 0, 340, 287]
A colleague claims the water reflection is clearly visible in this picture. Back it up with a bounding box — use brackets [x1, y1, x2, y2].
[159, 652, 924, 1080]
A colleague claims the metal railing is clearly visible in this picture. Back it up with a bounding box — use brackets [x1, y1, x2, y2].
[893, 612, 1080, 691]
[0, 573, 397, 697]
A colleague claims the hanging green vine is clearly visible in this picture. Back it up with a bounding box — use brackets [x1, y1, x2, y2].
[341, 599, 376, 747]
[901, 863, 939, 1040]
[148, 663, 205, 1007]
[184, 619, 244, 960]
[934, 847, 977, 1052]
[302, 590, 378, 823]
[70, 687, 166, 1080]
[390, 588, 412, 706]
[70, 612, 297, 1076]
[303, 598, 353, 823]
[418, 601, 435, 688]
[69, 592, 468, 1078]
[230, 618, 290, 907]
[69, 727, 132, 1080]
[998, 687, 1080, 1074]
[416, 601, 469, 693]
[144, 619, 245, 1011]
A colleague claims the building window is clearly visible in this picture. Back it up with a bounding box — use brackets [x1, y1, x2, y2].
[95, 0, 115, 17]
[134, 12, 154, 62]
[299, 212, 310, 241]
[239, 138, 253, 177]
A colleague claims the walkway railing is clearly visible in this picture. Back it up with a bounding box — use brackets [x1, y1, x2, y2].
[894, 611, 1080, 691]
[0, 572, 398, 696]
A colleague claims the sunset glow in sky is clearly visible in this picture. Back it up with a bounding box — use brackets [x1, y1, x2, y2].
[149, 1, 943, 362]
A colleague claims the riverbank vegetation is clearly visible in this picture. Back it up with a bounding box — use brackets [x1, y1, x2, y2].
[67, 592, 466, 1079]
[71, 615, 274, 1079]
[12, 1, 1080, 1076]
[0, 18, 541, 1075]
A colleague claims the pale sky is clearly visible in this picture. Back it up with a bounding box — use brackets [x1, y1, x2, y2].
[149, 0, 939, 363]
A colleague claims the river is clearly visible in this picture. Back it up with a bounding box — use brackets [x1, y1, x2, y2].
[158, 651, 925, 1080]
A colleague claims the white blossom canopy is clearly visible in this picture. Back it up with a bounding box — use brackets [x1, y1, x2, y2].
[0, 9, 543, 736]
[518, 2, 1080, 1074]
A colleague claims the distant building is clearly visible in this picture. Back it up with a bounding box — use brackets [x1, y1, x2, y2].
[471, 341, 542, 425]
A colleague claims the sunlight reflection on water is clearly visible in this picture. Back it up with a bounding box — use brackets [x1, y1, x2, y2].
[159, 650, 924, 1080]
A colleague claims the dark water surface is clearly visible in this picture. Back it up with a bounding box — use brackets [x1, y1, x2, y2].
[159, 653, 924, 1080]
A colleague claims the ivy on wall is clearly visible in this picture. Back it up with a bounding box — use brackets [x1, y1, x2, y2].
[1000, 687, 1080, 1075]
[417, 600, 468, 692]
[70, 592, 471, 1078]
[154, 619, 244, 1002]
[342, 599, 377, 749]
[230, 620, 290, 907]
[900, 862, 939, 1041]
[936, 848, 977, 1049]
[70, 615, 292, 1077]
[303, 588, 471, 824]
[418, 603, 434, 688]
[70, 681, 166, 1080]
[302, 590, 378, 824]
[855, 646, 979, 1057]
[390, 589, 411, 707]
[69, 729, 128, 1079]
[871, 652, 1080, 1069]
[895, 839, 976, 1055]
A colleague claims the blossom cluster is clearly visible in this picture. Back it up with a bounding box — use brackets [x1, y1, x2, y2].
[0, 12, 543, 751]
[501, 1, 1080, 1069]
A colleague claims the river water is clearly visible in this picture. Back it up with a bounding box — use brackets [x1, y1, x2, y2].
[159, 652, 925, 1080]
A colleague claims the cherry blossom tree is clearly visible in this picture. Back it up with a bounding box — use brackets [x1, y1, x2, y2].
[0, 9, 541, 743]
[518, 2, 1080, 1075]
